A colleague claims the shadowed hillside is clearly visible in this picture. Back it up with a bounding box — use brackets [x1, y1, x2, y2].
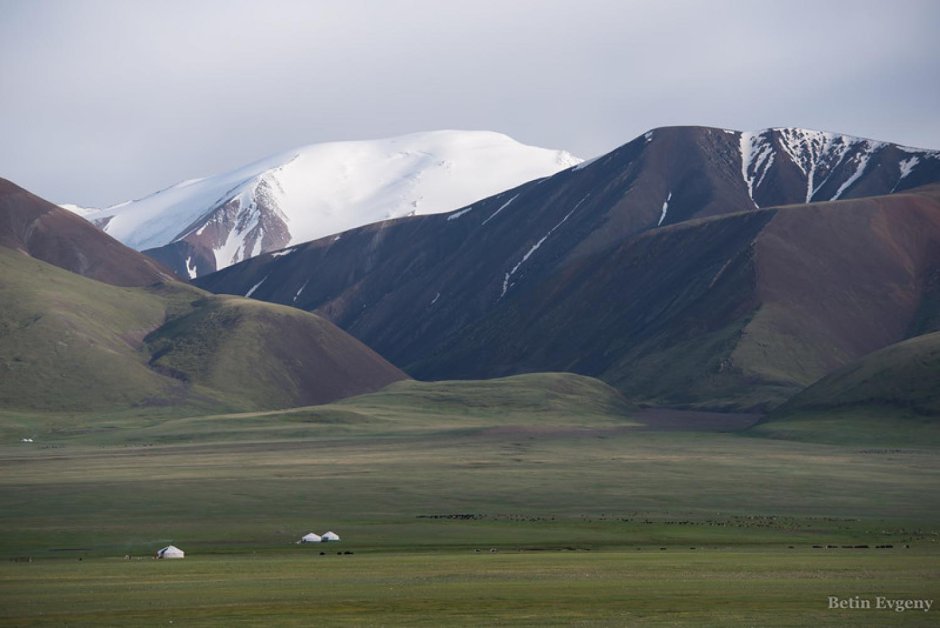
[391, 188, 940, 409]
[194, 128, 940, 410]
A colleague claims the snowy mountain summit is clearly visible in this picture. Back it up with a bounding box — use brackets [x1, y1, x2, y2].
[68, 130, 581, 278]
[736, 127, 939, 208]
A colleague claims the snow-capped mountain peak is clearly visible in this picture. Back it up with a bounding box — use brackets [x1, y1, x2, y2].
[737, 127, 939, 208]
[65, 130, 581, 277]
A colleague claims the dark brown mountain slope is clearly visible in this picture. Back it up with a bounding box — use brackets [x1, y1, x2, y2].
[193, 128, 940, 409]
[0, 178, 175, 287]
[416, 187, 940, 410]
[198, 187, 940, 410]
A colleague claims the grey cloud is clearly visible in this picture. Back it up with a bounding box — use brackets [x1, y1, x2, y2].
[1, 0, 938, 206]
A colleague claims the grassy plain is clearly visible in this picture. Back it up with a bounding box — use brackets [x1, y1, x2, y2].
[1, 374, 938, 625]
[3, 550, 938, 626]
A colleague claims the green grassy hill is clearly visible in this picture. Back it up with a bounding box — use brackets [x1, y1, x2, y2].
[146, 294, 409, 411]
[0, 247, 406, 417]
[751, 331, 940, 445]
[3, 372, 633, 446]
[332, 373, 635, 424]
[0, 247, 191, 412]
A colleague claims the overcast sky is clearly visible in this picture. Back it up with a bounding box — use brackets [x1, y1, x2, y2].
[2, 0, 939, 207]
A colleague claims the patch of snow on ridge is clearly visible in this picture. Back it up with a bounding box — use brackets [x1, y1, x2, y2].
[250, 234, 264, 259]
[831, 142, 875, 200]
[898, 156, 920, 181]
[738, 127, 916, 204]
[774, 128, 877, 202]
[271, 247, 297, 258]
[739, 132, 774, 207]
[185, 256, 197, 280]
[500, 196, 588, 298]
[293, 280, 309, 303]
[245, 275, 268, 298]
[482, 193, 520, 226]
[211, 186, 261, 270]
[894, 144, 940, 156]
[778, 130, 823, 201]
[658, 192, 672, 226]
[446, 206, 474, 221]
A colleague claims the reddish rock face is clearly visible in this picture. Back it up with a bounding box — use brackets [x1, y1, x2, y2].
[0, 178, 176, 287]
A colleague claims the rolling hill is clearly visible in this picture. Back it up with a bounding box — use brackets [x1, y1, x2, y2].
[0, 183, 407, 414]
[750, 331, 940, 444]
[0, 247, 406, 413]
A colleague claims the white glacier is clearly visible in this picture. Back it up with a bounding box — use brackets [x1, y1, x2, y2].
[72, 130, 581, 273]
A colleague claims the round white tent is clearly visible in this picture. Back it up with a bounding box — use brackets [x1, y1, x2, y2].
[300, 532, 322, 543]
[156, 545, 184, 559]
[321, 531, 340, 542]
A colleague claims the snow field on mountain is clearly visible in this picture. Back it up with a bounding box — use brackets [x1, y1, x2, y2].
[69, 131, 581, 268]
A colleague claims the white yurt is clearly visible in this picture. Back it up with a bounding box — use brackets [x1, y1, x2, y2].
[156, 545, 185, 559]
[321, 531, 341, 542]
[300, 532, 322, 543]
